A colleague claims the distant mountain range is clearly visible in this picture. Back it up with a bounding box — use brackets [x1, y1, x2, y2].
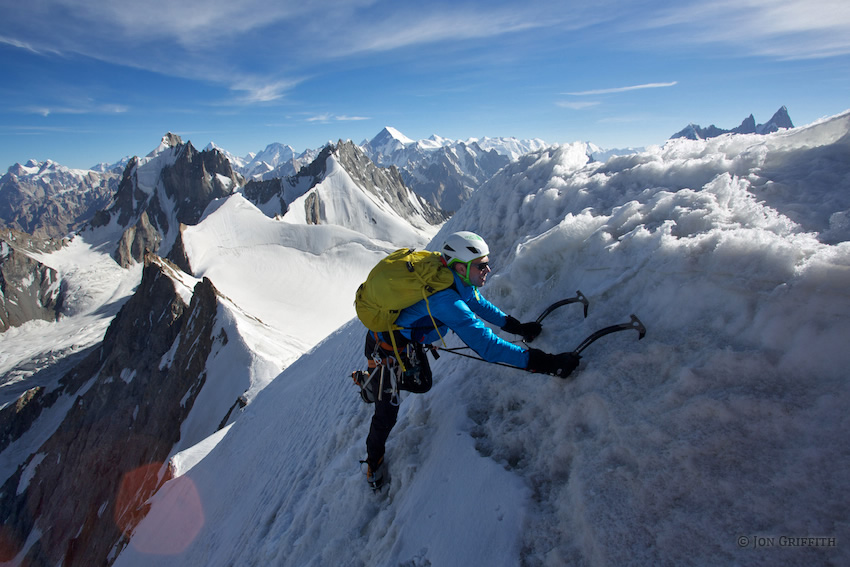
[361, 127, 550, 212]
[671, 106, 794, 140]
[0, 160, 121, 239]
[220, 128, 553, 213]
[0, 129, 563, 238]
[1, 112, 797, 243]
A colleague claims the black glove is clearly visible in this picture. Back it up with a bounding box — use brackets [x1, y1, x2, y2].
[502, 316, 542, 342]
[526, 349, 581, 378]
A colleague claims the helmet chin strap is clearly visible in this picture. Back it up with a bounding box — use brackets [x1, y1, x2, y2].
[455, 261, 473, 287]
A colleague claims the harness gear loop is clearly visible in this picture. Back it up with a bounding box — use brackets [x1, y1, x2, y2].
[370, 336, 401, 404]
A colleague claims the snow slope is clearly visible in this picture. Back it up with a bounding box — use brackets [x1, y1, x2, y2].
[0, 224, 142, 405]
[277, 152, 437, 242]
[113, 111, 850, 566]
[181, 193, 416, 354]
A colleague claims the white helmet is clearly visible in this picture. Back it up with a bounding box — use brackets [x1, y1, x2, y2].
[440, 231, 489, 267]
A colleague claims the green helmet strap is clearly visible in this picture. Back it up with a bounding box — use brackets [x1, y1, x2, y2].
[453, 260, 473, 287]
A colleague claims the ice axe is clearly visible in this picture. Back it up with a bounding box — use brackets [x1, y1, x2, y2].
[535, 290, 589, 323]
[525, 291, 589, 343]
[571, 314, 646, 355]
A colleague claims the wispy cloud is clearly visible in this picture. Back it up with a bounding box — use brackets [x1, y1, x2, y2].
[564, 82, 678, 96]
[306, 114, 371, 124]
[20, 103, 129, 117]
[340, 10, 545, 55]
[2, 125, 99, 134]
[556, 101, 600, 110]
[4, 2, 548, 110]
[641, 0, 850, 59]
[45, 0, 324, 47]
[0, 35, 44, 54]
[226, 77, 303, 105]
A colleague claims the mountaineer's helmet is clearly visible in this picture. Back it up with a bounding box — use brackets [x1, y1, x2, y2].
[440, 231, 489, 267]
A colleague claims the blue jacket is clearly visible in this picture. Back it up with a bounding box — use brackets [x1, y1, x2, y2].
[393, 271, 530, 368]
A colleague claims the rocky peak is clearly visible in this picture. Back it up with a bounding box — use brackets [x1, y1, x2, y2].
[296, 143, 335, 183]
[758, 106, 794, 134]
[671, 107, 795, 140]
[334, 140, 445, 224]
[0, 255, 228, 566]
[0, 230, 65, 332]
[734, 114, 757, 134]
[90, 136, 242, 267]
[240, 140, 445, 231]
[162, 132, 183, 147]
[146, 132, 184, 158]
[243, 178, 287, 216]
[160, 141, 239, 225]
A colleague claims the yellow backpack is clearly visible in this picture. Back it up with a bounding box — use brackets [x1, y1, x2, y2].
[355, 248, 455, 367]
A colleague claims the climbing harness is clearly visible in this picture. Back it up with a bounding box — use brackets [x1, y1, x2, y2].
[352, 332, 434, 405]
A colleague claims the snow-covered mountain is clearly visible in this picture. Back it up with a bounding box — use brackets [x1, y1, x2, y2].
[218, 142, 320, 181]
[360, 127, 550, 212]
[359, 127, 645, 212]
[362, 127, 549, 168]
[361, 126, 415, 158]
[671, 106, 795, 140]
[85, 133, 242, 269]
[90, 157, 132, 174]
[2, 110, 850, 566]
[0, 159, 120, 239]
[242, 140, 445, 238]
[468, 134, 550, 161]
[219, 126, 630, 214]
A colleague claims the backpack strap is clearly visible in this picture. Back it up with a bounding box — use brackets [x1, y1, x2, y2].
[388, 283, 454, 369]
[421, 288, 447, 350]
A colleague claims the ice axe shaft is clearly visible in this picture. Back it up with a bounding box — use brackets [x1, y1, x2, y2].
[534, 290, 589, 325]
[525, 291, 589, 344]
[572, 314, 646, 355]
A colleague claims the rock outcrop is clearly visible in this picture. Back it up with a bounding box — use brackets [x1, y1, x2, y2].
[335, 141, 446, 225]
[0, 230, 65, 331]
[671, 106, 794, 140]
[0, 255, 227, 566]
[91, 133, 241, 268]
[243, 141, 446, 225]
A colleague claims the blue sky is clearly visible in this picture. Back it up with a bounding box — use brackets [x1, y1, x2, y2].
[1, 0, 849, 169]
